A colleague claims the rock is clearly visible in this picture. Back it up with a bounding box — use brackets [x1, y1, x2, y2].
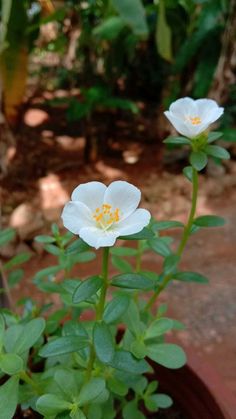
[10, 203, 44, 239]
[24, 109, 49, 127]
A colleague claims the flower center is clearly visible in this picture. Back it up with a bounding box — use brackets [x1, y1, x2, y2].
[93, 203, 120, 230]
[189, 116, 202, 125]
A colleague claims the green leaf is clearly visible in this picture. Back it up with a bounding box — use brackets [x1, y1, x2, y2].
[173, 271, 209, 284]
[123, 400, 145, 419]
[163, 254, 179, 275]
[154, 393, 173, 408]
[207, 132, 223, 143]
[125, 300, 141, 336]
[93, 16, 125, 40]
[0, 228, 15, 247]
[73, 251, 96, 263]
[34, 235, 55, 243]
[111, 273, 154, 290]
[0, 353, 23, 375]
[145, 318, 173, 340]
[194, 215, 225, 227]
[146, 380, 158, 395]
[73, 275, 102, 304]
[156, 0, 172, 62]
[183, 166, 193, 182]
[108, 376, 128, 396]
[0, 376, 19, 419]
[54, 369, 82, 399]
[39, 336, 89, 357]
[205, 145, 230, 160]
[148, 238, 171, 257]
[62, 320, 88, 338]
[147, 343, 186, 369]
[51, 223, 60, 236]
[8, 269, 24, 287]
[4, 318, 45, 354]
[72, 409, 87, 419]
[34, 265, 62, 281]
[93, 321, 115, 364]
[78, 378, 106, 406]
[163, 136, 190, 145]
[151, 220, 184, 231]
[130, 339, 147, 359]
[109, 350, 150, 374]
[4, 252, 31, 270]
[112, 0, 148, 36]
[87, 405, 102, 419]
[145, 393, 172, 411]
[103, 294, 130, 324]
[120, 227, 154, 240]
[190, 151, 208, 171]
[36, 394, 71, 415]
[66, 238, 90, 255]
[110, 247, 137, 257]
[44, 244, 61, 256]
[111, 255, 133, 273]
[34, 279, 61, 294]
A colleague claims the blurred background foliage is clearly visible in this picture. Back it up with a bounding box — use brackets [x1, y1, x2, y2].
[0, 0, 235, 150]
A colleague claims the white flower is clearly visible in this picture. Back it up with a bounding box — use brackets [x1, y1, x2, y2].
[164, 97, 224, 139]
[61, 181, 151, 249]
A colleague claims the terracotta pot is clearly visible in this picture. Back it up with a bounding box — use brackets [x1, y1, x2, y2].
[148, 352, 236, 419]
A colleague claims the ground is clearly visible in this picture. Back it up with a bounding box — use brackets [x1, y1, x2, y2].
[1, 104, 236, 415]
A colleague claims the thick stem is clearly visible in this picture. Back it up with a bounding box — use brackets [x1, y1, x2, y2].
[96, 247, 110, 320]
[145, 168, 199, 311]
[85, 247, 110, 382]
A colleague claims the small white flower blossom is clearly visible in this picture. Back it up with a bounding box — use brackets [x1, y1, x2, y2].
[61, 181, 151, 249]
[164, 97, 224, 139]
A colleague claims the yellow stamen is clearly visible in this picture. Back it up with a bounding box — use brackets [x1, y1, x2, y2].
[190, 116, 201, 125]
[93, 203, 120, 230]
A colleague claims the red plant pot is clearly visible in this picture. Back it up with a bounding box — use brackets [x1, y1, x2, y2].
[149, 351, 236, 419]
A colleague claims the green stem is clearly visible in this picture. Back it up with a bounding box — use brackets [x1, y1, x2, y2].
[85, 247, 110, 382]
[20, 371, 41, 394]
[85, 346, 96, 381]
[177, 168, 198, 257]
[145, 168, 199, 311]
[97, 247, 110, 320]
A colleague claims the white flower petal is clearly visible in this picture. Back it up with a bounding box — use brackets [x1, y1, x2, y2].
[196, 99, 224, 124]
[206, 107, 224, 124]
[169, 97, 197, 118]
[164, 111, 194, 138]
[71, 181, 106, 211]
[165, 97, 224, 138]
[103, 181, 141, 220]
[185, 120, 211, 137]
[79, 227, 118, 249]
[61, 201, 94, 234]
[115, 208, 151, 236]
